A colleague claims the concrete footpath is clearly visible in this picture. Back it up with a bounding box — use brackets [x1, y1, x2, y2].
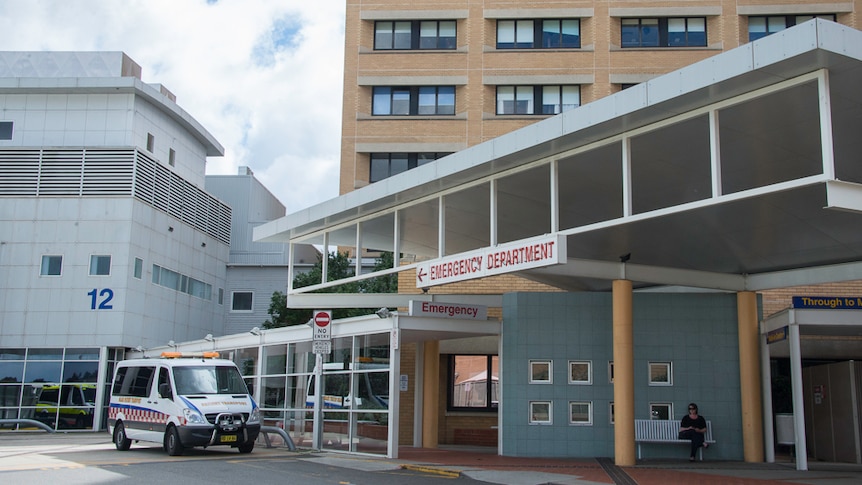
[1, 432, 862, 485]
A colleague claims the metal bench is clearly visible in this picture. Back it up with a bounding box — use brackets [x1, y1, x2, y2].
[634, 419, 715, 460]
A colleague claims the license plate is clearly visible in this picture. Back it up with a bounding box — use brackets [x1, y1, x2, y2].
[220, 435, 237, 443]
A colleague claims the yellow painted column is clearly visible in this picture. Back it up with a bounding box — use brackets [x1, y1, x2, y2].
[422, 340, 440, 448]
[613, 279, 636, 466]
[738, 291, 764, 462]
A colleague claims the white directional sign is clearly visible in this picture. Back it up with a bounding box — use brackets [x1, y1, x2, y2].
[312, 310, 332, 341]
[415, 234, 566, 288]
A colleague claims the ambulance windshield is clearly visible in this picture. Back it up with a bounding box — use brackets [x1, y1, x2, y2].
[173, 365, 249, 395]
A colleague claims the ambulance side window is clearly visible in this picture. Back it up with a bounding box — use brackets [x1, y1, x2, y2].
[112, 366, 156, 397]
[158, 367, 172, 399]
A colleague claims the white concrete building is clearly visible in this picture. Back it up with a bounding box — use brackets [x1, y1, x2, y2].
[0, 52, 230, 429]
[206, 166, 319, 336]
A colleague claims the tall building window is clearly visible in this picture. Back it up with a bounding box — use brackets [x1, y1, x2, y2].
[146, 133, 154, 152]
[448, 355, 499, 411]
[748, 15, 835, 41]
[497, 19, 580, 49]
[374, 20, 456, 50]
[168, 148, 176, 167]
[372, 86, 455, 116]
[370, 152, 450, 182]
[621, 18, 706, 47]
[40, 255, 63, 276]
[0, 121, 12, 140]
[133, 257, 143, 279]
[496, 85, 580, 115]
[231, 291, 253, 312]
[89, 255, 111, 276]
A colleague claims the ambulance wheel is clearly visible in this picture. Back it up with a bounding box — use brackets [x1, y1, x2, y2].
[238, 441, 254, 454]
[114, 422, 132, 451]
[165, 426, 185, 456]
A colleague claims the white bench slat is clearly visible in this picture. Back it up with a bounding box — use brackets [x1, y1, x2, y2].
[634, 419, 715, 460]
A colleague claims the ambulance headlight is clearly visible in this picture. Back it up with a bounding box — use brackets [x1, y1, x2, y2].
[248, 407, 260, 424]
[183, 408, 206, 424]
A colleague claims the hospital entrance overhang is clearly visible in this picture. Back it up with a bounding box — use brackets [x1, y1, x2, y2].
[257, 20, 862, 299]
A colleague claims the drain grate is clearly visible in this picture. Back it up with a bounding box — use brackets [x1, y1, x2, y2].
[596, 457, 639, 485]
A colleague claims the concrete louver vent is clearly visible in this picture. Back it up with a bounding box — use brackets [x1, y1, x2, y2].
[0, 148, 231, 245]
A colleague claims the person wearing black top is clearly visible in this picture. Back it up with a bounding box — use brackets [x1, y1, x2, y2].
[679, 402, 708, 461]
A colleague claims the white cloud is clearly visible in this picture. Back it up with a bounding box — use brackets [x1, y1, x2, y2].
[0, 0, 345, 213]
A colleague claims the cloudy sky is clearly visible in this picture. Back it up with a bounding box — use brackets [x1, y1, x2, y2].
[0, 0, 345, 213]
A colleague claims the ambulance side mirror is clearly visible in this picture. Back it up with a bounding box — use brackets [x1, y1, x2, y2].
[159, 383, 173, 399]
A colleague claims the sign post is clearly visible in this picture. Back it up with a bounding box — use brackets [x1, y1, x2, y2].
[310, 310, 331, 450]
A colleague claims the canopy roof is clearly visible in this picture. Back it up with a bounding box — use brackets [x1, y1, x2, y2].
[257, 20, 862, 297]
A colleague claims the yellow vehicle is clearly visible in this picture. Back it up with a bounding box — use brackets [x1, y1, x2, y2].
[35, 384, 97, 429]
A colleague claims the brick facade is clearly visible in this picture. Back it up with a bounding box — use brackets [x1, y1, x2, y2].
[344, 0, 862, 447]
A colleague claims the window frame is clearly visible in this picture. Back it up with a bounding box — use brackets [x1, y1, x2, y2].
[568, 360, 592, 385]
[569, 401, 593, 426]
[0, 121, 12, 140]
[497, 18, 582, 50]
[89, 255, 111, 276]
[231, 291, 254, 312]
[529, 359, 552, 384]
[40, 255, 63, 276]
[372, 86, 455, 116]
[650, 402, 674, 420]
[648, 361, 673, 386]
[369, 152, 450, 183]
[447, 354, 499, 412]
[529, 400, 552, 424]
[374, 20, 457, 50]
[621, 17, 707, 48]
[133, 257, 143, 279]
[748, 14, 835, 41]
[496, 85, 580, 115]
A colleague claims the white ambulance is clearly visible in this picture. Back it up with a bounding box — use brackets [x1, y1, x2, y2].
[108, 352, 260, 456]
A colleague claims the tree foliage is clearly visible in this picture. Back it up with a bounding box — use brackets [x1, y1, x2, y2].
[262, 251, 398, 329]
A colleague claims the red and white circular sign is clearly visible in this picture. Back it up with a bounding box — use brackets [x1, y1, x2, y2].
[314, 311, 331, 327]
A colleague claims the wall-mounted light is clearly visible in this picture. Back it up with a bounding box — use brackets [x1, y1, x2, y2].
[168, 226, 174, 232]
[204, 334, 214, 341]
[375, 307, 391, 319]
[249, 327, 261, 336]
[201, 242, 206, 248]
[168, 340, 176, 348]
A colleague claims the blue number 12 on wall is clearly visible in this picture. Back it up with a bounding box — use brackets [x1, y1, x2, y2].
[88, 288, 114, 310]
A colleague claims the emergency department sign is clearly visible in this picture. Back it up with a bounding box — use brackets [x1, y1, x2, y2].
[415, 234, 567, 288]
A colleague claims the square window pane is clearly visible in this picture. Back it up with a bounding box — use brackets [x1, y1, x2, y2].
[393, 21, 412, 49]
[370, 154, 389, 182]
[530, 401, 551, 424]
[650, 402, 672, 420]
[529, 360, 551, 383]
[497, 20, 515, 48]
[89, 255, 111, 276]
[0, 121, 12, 140]
[391, 89, 410, 115]
[41, 255, 62, 276]
[133, 258, 143, 279]
[372, 87, 391, 115]
[390, 154, 409, 176]
[375, 22, 393, 49]
[568, 361, 591, 384]
[569, 401, 592, 425]
[648, 362, 672, 385]
[232, 292, 253, 311]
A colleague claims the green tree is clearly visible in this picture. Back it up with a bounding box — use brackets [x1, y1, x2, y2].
[262, 251, 398, 329]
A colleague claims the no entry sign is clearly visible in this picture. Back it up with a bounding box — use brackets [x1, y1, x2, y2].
[312, 310, 332, 341]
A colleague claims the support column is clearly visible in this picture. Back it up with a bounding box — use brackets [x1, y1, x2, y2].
[738, 291, 765, 462]
[613, 279, 636, 466]
[422, 340, 440, 448]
